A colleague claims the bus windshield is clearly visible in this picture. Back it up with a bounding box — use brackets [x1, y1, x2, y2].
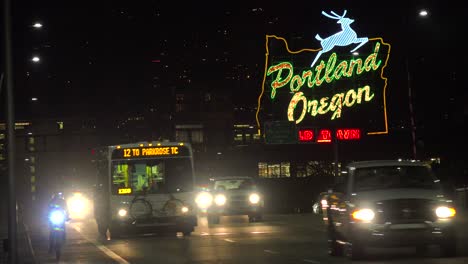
[111, 158, 193, 194]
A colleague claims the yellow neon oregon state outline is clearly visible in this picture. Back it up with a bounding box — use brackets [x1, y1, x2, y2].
[256, 35, 391, 136]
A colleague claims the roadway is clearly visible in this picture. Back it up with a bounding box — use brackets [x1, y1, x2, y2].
[29, 212, 468, 264]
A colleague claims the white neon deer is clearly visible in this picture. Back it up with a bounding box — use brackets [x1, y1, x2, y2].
[310, 10, 368, 67]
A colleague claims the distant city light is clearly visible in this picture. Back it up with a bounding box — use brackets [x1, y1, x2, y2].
[31, 56, 40, 62]
[419, 9, 428, 17]
[33, 23, 43, 28]
[31, 97, 38, 101]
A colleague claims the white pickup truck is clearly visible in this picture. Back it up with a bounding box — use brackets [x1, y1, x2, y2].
[324, 160, 457, 260]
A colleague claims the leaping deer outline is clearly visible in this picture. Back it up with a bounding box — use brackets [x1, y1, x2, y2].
[310, 10, 368, 68]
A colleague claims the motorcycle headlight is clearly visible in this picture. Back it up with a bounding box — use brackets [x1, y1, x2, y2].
[435, 206, 456, 219]
[214, 194, 226, 206]
[352, 208, 375, 222]
[195, 192, 213, 209]
[49, 210, 66, 225]
[249, 193, 260, 204]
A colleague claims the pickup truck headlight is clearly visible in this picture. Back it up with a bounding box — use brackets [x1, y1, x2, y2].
[352, 208, 375, 222]
[195, 192, 213, 209]
[435, 206, 456, 219]
[249, 193, 260, 204]
[214, 194, 226, 206]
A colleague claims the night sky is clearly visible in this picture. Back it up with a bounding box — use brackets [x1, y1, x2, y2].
[7, 0, 462, 137]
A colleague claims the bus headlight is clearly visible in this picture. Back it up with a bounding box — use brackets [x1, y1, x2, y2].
[435, 206, 456, 219]
[118, 208, 128, 217]
[352, 208, 375, 222]
[195, 192, 213, 209]
[214, 194, 226, 206]
[181, 206, 189, 213]
[249, 193, 260, 204]
[67, 192, 90, 219]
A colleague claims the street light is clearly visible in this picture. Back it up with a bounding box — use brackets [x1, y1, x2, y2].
[31, 56, 40, 63]
[418, 9, 428, 17]
[32, 22, 42, 28]
[406, 8, 429, 160]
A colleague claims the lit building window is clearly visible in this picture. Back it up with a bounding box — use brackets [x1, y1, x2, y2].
[175, 130, 189, 142]
[258, 162, 290, 178]
[234, 134, 243, 142]
[176, 94, 184, 102]
[204, 93, 211, 102]
[191, 130, 204, 144]
[176, 104, 185, 112]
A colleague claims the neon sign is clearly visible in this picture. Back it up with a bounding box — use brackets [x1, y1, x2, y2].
[311, 10, 368, 67]
[317, 129, 332, 143]
[336, 129, 361, 140]
[298, 129, 314, 142]
[257, 10, 391, 136]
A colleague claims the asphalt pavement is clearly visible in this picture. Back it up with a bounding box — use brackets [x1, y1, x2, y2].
[21, 210, 468, 264]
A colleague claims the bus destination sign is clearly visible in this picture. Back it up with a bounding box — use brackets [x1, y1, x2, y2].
[112, 146, 190, 159]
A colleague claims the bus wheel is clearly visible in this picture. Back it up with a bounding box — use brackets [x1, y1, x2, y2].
[109, 226, 122, 239]
[182, 230, 192, 236]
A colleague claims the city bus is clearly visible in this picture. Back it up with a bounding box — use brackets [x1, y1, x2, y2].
[92, 141, 198, 237]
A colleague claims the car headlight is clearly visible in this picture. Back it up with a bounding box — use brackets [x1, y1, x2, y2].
[352, 208, 375, 222]
[214, 194, 226, 206]
[435, 206, 456, 218]
[249, 193, 260, 204]
[195, 192, 213, 209]
[321, 199, 328, 207]
[118, 208, 128, 217]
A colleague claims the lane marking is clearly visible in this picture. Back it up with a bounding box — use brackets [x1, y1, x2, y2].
[223, 238, 235, 243]
[303, 259, 321, 264]
[70, 223, 130, 264]
[264, 249, 279, 254]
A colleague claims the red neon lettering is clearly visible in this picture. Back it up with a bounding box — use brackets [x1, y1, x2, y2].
[336, 129, 361, 140]
[317, 129, 332, 143]
[299, 129, 314, 141]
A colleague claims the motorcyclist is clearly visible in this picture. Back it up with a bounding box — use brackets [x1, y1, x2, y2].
[47, 192, 69, 253]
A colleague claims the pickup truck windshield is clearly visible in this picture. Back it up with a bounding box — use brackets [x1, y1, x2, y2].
[354, 165, 439, 192]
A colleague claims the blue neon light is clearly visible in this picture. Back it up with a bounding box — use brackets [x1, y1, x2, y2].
[311, 10, 368, 67]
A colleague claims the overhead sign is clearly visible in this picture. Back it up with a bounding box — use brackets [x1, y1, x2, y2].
[256, 10, 391, 136]
[264, 121, 298, 144]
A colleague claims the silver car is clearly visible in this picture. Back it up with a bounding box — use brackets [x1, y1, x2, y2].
[206, 177, 264, 224]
